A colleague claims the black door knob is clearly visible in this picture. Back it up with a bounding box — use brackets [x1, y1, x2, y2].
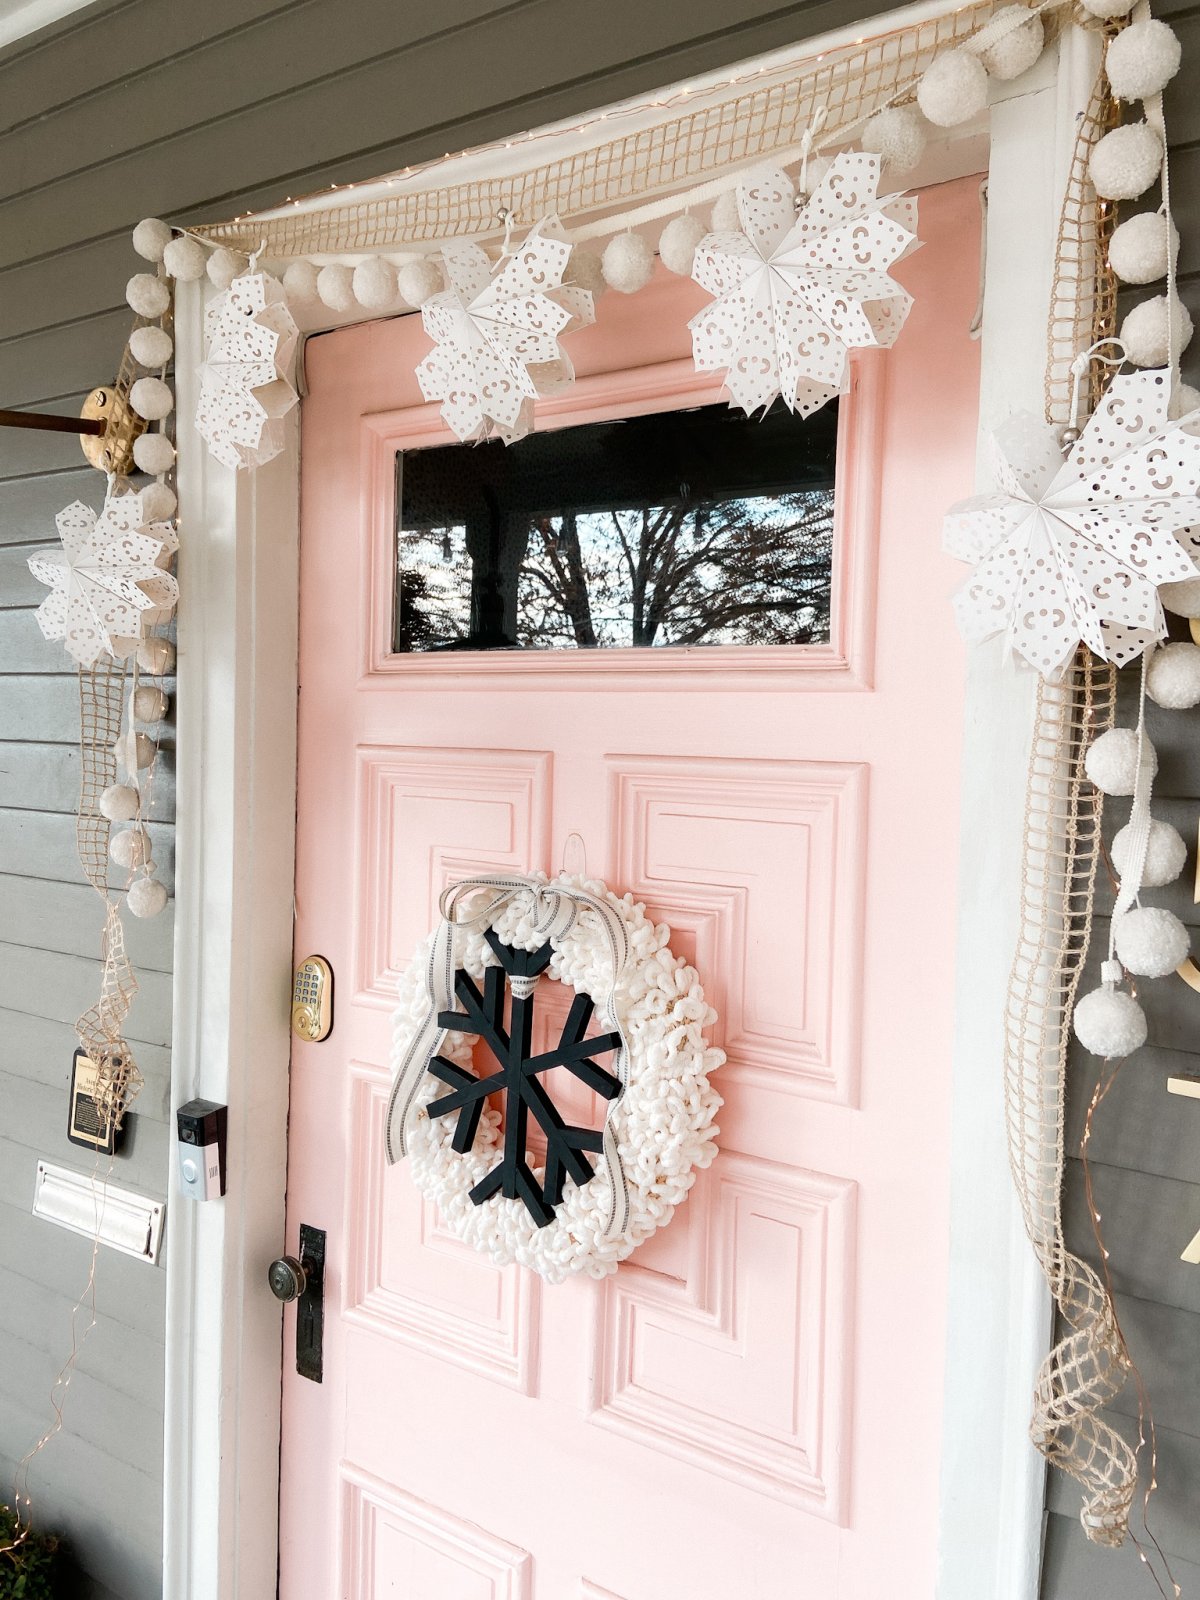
[268, 1254, 307, 1303]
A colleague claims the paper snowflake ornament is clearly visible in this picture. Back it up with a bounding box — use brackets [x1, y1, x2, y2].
[944, 370, 1200, 676]
[28, 489, 178, 667]
[415, 217, 594, 443]
[689, 155, 917, 418]
[195, 271, 299, 470]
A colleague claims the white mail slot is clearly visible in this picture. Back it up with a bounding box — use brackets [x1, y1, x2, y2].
[32, 1160, 165, 1265]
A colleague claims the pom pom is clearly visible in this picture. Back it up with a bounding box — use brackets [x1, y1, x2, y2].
[1146, 640, 1200, 709]
[1172, 382, 1200, 420]
[353, 257, 398, 309]
[99, 784, 140, 822]
[163, 236, 207, 282]
[1114, 905, 1190, 978]
[397, 258, 444, 307]
[658, 214, 706, 276]
[1073, 986, 1148, 1057]
[1084, 726, 1157, 795]
[282, 260, 321, 304]
[566, 246, 605, 296]
[710, 190, 741, 231]
[131, 218, 173, 263]
[1080, 0, 1132, 16]
[861, 105, 928, 172]
[126, 274, 171, 318]
[115, 730, 155, 772]
[130, 376, 174, 422]
[127, 876, 169, 918]
[1159, 575, 1200, 617]
[133, 685, 169, 723]
[1106, 18, 1181, 101]
[110, 827, 152, 869]
[133, 432, 175, 476]
[1107, 211, 1178, 285]
[1112, 817, 1187, 887]
[138, 482, 177, 522]
[1089, 122, 1163, 201]
[137, 637, 175, 675]
[316, 264, 356, 312]
[129, 324, 173, 368]
[916, 49, 989, 127]
[601, 232, 654, 294]
[1120, 293, 1193, 368]
[971, 5, 1044, 81]
[207, 247, 248, 290]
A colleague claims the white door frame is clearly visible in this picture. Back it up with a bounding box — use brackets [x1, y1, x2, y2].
[162, 14, 1099, 1596]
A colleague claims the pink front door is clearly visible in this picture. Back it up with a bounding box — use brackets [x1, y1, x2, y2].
[283, 175, 980, 1599]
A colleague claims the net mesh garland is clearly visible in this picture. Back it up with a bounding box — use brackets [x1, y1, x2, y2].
[195, 1, 1001, 258]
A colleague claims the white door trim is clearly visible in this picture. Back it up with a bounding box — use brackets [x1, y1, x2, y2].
[162, 17, 1099, 1598]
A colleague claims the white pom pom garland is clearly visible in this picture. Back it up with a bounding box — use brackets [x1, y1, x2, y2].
[916, 48, 989, 127]
[126, 274, 171, 319]
[352, 257, 398, 309]
[970, 5, 1044, 81]
[601, 232, 655, 294]
[129, 376, 174, 422]
[657, 214, 706, 276]
[1089, 122, 1163, 201]
[316, 264, 357, 312]
[282, 260, 321, 304]
[133, 432, 176, 476]
[162, 236, 208, 282]
[129, 325, 173, 368]
[861, 105, 928, 172]
[207, 247, 249, 290]
[1172, 382, 1200, 419]
[110, 827, 152, 869]
[1073, 985, 1148, 1057]
[566, 245, 606, 296]
[131, 218, 173, 263]
[1120, 293, 1193, 368]
[115, 730, 156, 772]
[1107, 211, 1178, 285]
[137, 637, 176, 675]
[1146, 641, 1200, 709]
[1114, 905, 1190, 978]
[1085, 727, 1157, 795]
[138, 481, 177, 522]
[1111, 817, 1187, 887]
[1159, 575, 1200, 617]
[1080, 0, 1133, 17]
[127, 877, 169, 919]
[99, 784, 140, 823]
[133, 685, 169, 723]
[1106, 18, 1182, 101]
[710, 190, 741, 232]
[396, 258, 445, 307]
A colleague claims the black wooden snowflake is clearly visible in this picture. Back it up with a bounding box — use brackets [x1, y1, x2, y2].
[427, 930, 622, 1226]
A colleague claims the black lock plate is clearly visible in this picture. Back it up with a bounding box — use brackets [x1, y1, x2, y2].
[295, 1223, 325, 1383]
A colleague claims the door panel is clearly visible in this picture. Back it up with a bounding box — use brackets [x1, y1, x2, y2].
[284, 175, 981, 1599]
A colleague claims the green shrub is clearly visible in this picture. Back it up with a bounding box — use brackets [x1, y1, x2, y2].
[0, 1506, 61, 1600]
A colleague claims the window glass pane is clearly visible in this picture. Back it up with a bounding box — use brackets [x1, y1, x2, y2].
[394, 398, 837, 654]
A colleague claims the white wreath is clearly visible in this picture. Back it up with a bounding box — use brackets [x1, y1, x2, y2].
[390, 874, 724, 1282]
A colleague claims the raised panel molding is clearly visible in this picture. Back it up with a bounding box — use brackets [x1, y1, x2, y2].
[608, 755, 867, 1103]
[345, 1063, 540, 1393]
[356, 745, 552, 1005]
[590, 1151, 856, 1520]
[340, 1463, 532, 1599]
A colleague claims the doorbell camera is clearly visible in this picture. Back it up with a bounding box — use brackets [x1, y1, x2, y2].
[176, 1099, 228, 1200]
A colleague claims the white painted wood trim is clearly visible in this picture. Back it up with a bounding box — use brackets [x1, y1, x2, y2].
[163, 279, 300, 1600]
[161, 14, 1100, 1600]
[0, 0, 96, 50]
[936, 24, 1103, 1600]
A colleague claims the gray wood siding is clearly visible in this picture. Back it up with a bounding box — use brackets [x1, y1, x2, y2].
[0, 0, 909, 1594]
[1042, 0, 1200, 1582]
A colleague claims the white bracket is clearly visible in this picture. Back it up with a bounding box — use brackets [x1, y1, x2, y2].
[33, 1160, 166, 1265]
[1165, 1077, 1200, 1264]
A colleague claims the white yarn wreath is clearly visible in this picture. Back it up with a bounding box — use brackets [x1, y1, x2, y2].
[390, 874, 724, 1283]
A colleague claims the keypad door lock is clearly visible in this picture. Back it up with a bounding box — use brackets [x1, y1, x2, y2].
[291, 955, 333, 1042]
[268, 1223, 325, 1383]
